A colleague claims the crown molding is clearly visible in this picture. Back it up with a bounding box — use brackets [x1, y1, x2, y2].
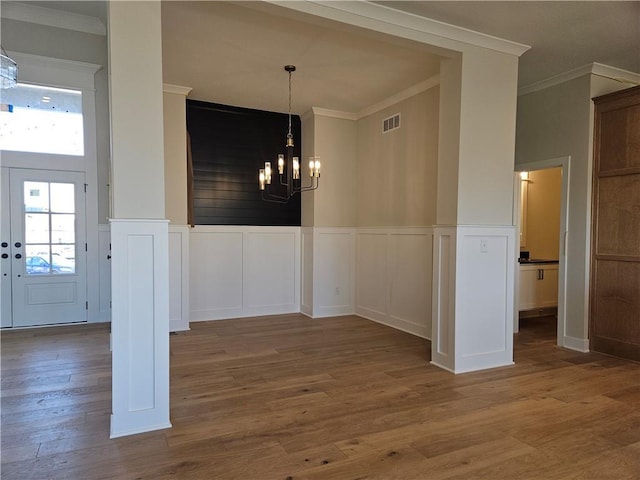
[518, 63, 640, 96]
[309, 75, 440, 121]
[591, 63, 640, 85]
[2, 2, 106, 36]
[268, 1, 529, 57]
[357, 74, 440, 119]
[9, 51, 101, 89]
[311, 107, 359, 121]
[163, 84, 193, 96]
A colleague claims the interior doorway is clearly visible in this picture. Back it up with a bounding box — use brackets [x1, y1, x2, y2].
[1, 167, 87, 328]
[514, 157, 570, 347]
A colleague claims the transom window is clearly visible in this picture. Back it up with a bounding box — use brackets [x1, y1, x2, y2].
[0, 83, 84, 156]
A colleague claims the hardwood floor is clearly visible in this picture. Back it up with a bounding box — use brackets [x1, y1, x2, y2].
[1, 314, 639, 479]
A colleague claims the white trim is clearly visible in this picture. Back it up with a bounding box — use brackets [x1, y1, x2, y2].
[356, 226, 433, 339]
[97, 224, 111, 323]
[311, 107, 358, 121]
[109, 219, 171, 439]
[2, 2, 106, 36]
[188, 226, 300, 321]
[519, 62, 640, 96]
[563, 335, 590, 353]
[432, 225, 516, 374]
[163, 84, 193, 96]
[310, 75, 440, 121]
[515, 157, 571, 351]
[357, 75, 440, 119]
[7, 51, 101, 90]
[269, 1, 529, 57]
[168, 225, 190, 332]
[311, 227, 357, 318]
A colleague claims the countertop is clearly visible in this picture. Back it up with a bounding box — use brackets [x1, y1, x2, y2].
[518, 259, 559, 265]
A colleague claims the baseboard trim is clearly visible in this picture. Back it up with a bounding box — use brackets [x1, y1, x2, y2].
[563, 335, 589, 353]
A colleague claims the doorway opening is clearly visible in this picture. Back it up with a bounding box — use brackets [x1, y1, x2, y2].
[514, 157, 570, 347]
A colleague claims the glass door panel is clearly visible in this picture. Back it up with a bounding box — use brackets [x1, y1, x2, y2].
[23, 181, 76, 275]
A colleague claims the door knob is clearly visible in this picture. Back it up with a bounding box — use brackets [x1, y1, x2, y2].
[15, 253, 22, 259]
[1, 242, 7, 248]
[1, 253, 8, 259]
[14, 242, 21, 248]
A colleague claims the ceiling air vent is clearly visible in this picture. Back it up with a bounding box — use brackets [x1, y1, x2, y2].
[382, 113, 401, 133]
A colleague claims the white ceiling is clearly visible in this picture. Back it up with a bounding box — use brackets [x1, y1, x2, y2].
[161, 1, 443, 115]
[12, 1, 640, 116]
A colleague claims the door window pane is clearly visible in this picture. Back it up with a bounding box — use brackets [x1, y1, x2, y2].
[51, 245, 75, 274]
[24, 182, 49, 212]
[51, 214, 75, 244]
[0, 84, 84, 156]
[25, 245, 51, 275]
[50, 183, 75, 213]
[25, 213, 50, 244]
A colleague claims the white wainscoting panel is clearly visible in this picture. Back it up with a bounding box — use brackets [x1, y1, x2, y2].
[356, 232, 388, 318]
[168, 225, 190, 331]
[357, 228, 432, 339]
[388, 231, 432, 338]
[432, 227, 455, 369]
[243, 230, 299, 314]
[189, 229, 243, 320]
[313, 228, 356, 318]
[110, 219, 171, 438]
[189, 226, 300, 321]
[98, 225, 111, 323]
[301, 227, 313, 317]
[432, 225, 516, 374]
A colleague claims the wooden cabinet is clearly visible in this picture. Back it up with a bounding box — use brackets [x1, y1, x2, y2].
[519, 264, 558, 311]
[590, 86, 640, 361]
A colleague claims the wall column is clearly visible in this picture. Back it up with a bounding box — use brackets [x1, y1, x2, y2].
[108, 1, 171, 437]
[431, 47, 520, 373]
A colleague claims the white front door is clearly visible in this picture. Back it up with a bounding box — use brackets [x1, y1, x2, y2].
[1, 168, 87, 327]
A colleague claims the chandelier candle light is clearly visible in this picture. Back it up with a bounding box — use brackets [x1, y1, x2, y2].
[259, 65, 320, 202]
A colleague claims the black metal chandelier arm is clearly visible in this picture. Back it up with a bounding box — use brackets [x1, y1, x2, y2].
[261, 192, 291, 204]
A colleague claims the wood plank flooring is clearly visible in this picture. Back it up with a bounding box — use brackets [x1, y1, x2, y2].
[1, 314, 639, 479]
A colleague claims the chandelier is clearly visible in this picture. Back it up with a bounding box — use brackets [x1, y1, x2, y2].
[1, 47, 18, 89]
[259, 65, 320, 203]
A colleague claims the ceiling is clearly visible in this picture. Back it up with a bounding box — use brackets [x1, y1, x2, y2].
[15, 1, 640, 115]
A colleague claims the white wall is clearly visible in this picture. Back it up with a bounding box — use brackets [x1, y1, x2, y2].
[356, 228, 433, 338]
[312, 115, 358, 227]
[312, 228, 356, 318]
[457, 46, 520, 226]
[163, 88, 190, 225]
[108, 1, 170, 438]
[109, 3, 165, 219]
[189, 226, 300, 321]
[357, 88, 439, 227]
[301, 113, 315, 227]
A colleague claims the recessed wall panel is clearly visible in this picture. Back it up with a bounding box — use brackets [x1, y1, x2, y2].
[356, 233, 388, 315]
[244, 232, 296, 307]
